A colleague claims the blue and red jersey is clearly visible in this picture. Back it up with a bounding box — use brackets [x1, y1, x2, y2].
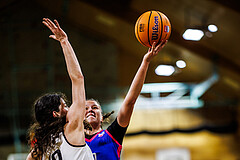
[85, 118, 127, 160]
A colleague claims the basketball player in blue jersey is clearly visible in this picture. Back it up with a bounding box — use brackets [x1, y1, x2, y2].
[85, 40, 167, 160]
[26, 18, 93, 160]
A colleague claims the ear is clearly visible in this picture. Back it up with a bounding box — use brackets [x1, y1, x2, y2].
[53, 111, 60, 117]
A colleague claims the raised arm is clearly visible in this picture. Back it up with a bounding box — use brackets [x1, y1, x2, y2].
[117, 41, 167, 127]
[42, 18, 85, 136]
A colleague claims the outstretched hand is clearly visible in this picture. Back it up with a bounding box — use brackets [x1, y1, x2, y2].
[144, 40, 168, 62]
[42, 18, 67, 42]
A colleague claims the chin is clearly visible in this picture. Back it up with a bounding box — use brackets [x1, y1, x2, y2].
[86, 117, 95, 122]
[88, 118, 99, 124]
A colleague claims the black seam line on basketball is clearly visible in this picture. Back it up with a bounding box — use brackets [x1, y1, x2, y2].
[156, 11, 163, 46]
[136, 15, 145, 47]
[148, 11, 152, 47]
[163, 34, 167, 40]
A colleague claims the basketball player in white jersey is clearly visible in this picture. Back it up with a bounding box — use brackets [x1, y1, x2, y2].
[26, 18, 94, 160]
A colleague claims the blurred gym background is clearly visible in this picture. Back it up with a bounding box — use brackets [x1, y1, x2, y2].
[0, 0, 240, 159]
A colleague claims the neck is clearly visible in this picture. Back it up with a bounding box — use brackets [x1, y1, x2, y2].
[86, 122, 102, 135]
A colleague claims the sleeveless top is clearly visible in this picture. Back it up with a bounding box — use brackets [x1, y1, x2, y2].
[43, 132, 94, 160]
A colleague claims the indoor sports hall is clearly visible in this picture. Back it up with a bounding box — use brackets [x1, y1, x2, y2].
[0, 0, 240, 159]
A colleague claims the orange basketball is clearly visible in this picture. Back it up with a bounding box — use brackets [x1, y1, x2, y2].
[135, 10, 171, 48]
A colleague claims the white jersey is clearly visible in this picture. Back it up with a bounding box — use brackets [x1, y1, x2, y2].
[43, 132, 94, 160]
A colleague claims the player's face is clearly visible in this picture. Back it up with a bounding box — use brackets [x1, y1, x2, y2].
[59, 98, 68, 116]
[85, 100, 103, 124]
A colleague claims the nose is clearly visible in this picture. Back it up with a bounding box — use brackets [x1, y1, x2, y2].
[64, 107, 69, 111]
[86, 106, 92, 112]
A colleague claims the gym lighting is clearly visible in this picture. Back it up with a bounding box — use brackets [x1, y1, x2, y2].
[176, 60, 186, 68]
[182, 29, 204, 41]
[183, 24, 218, 41]
[208, 24, 218, 32]
[155, 65, 175, 76]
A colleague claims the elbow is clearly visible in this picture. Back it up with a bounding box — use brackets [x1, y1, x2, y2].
[70, 72, 84, 81]
[125, 99, 137, 107]
[76, 73, 84, 80]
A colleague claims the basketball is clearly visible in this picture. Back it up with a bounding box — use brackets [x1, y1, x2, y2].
[135, 10, 171, 48]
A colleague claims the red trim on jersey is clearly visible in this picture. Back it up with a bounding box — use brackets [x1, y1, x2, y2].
[105, 130, 121, 146]
[85, 130, 103, 142]
[117, 145, 122, 159]
[105, 130, 122, 158]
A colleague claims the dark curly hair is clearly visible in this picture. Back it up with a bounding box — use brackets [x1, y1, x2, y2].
[27, 92, 67, 159]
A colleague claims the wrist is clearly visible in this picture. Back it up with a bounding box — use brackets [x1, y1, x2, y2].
[143, 55, 151, 63]
[60, 38, 68, 44]
[142, 59, 150, 67]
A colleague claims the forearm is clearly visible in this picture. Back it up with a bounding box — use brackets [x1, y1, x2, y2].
[60, 38, 85, 110]
[60, 39, 84, 80]
[124, 58, 149, 104]
[118, 41, 166, 127]
[117, 58, 149, 127]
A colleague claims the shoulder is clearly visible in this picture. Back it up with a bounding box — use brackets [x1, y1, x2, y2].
[106, 118, 128, 144]
[107, 118, 127, 133]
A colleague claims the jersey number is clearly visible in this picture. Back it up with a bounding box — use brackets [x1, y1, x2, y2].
[93, 153, 97, 160]
[50, 149, 96, 160]
[51, 149, 62, 160]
